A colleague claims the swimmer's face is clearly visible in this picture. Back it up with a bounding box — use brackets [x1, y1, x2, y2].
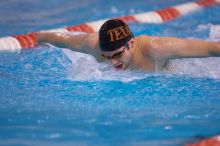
[102, 42, 132, 70]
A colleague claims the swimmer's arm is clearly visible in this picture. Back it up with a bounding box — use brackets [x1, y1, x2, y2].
[36, 32, 99, 50]
[150, 36, 220, 60]
[36, 32, 104, 61]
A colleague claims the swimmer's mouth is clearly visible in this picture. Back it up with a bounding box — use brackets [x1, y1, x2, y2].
[114, 64, 123, 70]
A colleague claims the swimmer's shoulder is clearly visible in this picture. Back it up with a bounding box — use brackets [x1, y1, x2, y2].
[136, 35, 170, 71]
[136, 35, 160, 45]
[135, 35, 160, 53]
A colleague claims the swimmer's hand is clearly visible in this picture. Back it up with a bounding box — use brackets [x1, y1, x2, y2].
[36, 32, 45, 43]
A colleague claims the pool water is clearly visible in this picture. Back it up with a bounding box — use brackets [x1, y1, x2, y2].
[0, 0, 220, 146]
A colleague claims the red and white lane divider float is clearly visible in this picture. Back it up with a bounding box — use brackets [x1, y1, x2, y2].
[187, 135, 220, 146]
[0, 0, 220, 51]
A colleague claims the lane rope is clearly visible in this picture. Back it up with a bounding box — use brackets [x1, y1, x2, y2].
[0, 0, 220, 51]
[187, 135, 220, 146]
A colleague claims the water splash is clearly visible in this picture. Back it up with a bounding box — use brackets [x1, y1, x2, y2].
[168, 24, 220, 79]
[60, 24, 220, 81]
[168, 57, 220, 79]
[62, 48, 149, 82]
[209, 24, 220, 42]
[63, 52, 220, 82]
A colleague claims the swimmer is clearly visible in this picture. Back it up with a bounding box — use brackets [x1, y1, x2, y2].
[36, 19, 220, 71]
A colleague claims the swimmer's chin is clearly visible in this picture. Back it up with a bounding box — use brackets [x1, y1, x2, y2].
[114, 64, 129, 71]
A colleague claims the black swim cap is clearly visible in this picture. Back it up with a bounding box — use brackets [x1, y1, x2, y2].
[99, 19, 133, 52]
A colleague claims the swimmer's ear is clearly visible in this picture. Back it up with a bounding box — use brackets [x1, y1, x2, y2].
[129, 38, 135, 48]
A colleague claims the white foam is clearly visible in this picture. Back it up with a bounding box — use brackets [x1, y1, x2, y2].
[168, 57, 220, 79]
[209, 24, 220, 42]
[62, 47, 220, 81]
[167, 24, 220, 79]
[197, 24, 220, 42]
[197, 23, 212, 31]
[62, 48, 148, 82]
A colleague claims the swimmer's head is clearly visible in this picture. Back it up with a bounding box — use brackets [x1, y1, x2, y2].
[99, 19, 134, 52]
[99, 19, 134, 70]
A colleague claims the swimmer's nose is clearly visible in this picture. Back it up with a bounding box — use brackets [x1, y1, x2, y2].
[111, 58, 119, 65]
